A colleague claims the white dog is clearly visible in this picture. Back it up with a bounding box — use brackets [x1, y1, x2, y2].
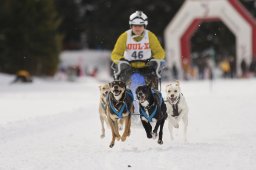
[165, 80, 188, 142]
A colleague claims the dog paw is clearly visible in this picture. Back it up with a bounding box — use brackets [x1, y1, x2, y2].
[121, 136, 127, 141]
[147, 133, 152, 139]
[127, 130, 131, 136]
[158, 140, 163, 145]
[151, 132, 157, 139]
[116, 135, 121, 141]
[109, 143, 114, 148]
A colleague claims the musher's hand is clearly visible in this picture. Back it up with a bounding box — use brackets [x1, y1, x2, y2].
[119, 58, 129, 62]
[145, 58, 157, 68]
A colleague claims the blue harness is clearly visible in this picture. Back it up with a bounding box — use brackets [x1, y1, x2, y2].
[140, 89, 163, 122]
[100, 97, 107, 111]
[108, 90, 134, 119]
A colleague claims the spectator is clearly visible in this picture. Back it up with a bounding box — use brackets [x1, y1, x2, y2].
[249, 58, 256, 77]
[197, 56, 206, 80]
[90, 67, 98, 77]
[172, 64, 178, 80]
[219, 58, 231, 78]
[241, 59, 248, 78]
[229, 56, 236, 78]
[11, 70, 33, 83]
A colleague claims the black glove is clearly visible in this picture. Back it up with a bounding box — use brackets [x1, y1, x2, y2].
[145, 57, 153, 64]
[146, 59, 157, 69]
[119, 58, 128, 62]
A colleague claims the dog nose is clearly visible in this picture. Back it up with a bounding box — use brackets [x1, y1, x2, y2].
[138, 92, 143, 96]
[171, 94, 174, 97]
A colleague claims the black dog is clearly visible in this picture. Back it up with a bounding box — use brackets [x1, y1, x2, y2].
[136, 85, 167, 144]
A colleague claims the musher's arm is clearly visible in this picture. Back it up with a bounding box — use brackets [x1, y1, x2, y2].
[148, 31, 165, 60]
[111, 32, 127, 64]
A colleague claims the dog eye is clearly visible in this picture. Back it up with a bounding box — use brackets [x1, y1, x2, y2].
[168, 90, 171, 93]
[174, 90, 177, 93]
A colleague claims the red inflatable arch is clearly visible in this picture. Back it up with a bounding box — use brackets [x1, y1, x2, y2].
[165, 0, 256, 76]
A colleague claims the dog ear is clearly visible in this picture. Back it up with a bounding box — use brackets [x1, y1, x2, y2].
[106, 84, 110, 89]
[120, 81, 126, 88]
[175, 80, 180, 86]
[135, 86, 140, 93]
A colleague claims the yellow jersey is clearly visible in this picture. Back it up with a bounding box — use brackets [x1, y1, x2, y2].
[111, 29, 165, 68]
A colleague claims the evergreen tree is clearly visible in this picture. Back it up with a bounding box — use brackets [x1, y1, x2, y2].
[0, 0, 62, 75]
[81, 0, 184, 49]
[55, 0, 83, 49]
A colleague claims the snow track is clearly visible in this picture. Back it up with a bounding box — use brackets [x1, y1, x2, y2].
[0, 77, 256, 170]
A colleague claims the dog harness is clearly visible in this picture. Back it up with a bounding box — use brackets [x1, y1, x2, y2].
[172, 104, 179, 117]
[167, 94, 181, 117]
[108, 90, 134, 119]
[140, 89, 163, 122]
[100, 98, 107, 111]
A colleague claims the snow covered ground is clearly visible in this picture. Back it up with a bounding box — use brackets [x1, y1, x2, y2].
[0, 73, 256, 170]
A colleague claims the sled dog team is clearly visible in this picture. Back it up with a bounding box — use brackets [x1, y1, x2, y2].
[99, 80, 188, 148]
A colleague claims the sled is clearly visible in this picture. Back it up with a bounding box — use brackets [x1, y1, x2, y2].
[111, 59, 165, 118]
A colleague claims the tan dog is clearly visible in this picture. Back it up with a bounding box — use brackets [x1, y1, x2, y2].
[99, 83, 110, 138]
[106, 80, 134, 148]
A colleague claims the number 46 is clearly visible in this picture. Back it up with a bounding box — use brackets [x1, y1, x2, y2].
[131, 51, 143, 59]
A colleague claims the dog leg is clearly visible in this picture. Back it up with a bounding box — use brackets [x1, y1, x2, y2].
[141, 119, 152, 138]
[158, 119, 165, 144]
[182, 115, 188, 142]
[108, 118, 116, 148]
[127, 107, 133, 137]
[113, 120, 121, 141]
[104, 115, 110, 128]
[168, 120, 174, 140]
[100, 116, 105, 138]
[127, 115, 131, 136]
[121, 116, 131, 141]
[152, 121, 161, 139]
[169, 116, 179, 128]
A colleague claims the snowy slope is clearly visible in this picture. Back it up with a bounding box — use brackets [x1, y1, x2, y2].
[0, 75, 256, 170]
